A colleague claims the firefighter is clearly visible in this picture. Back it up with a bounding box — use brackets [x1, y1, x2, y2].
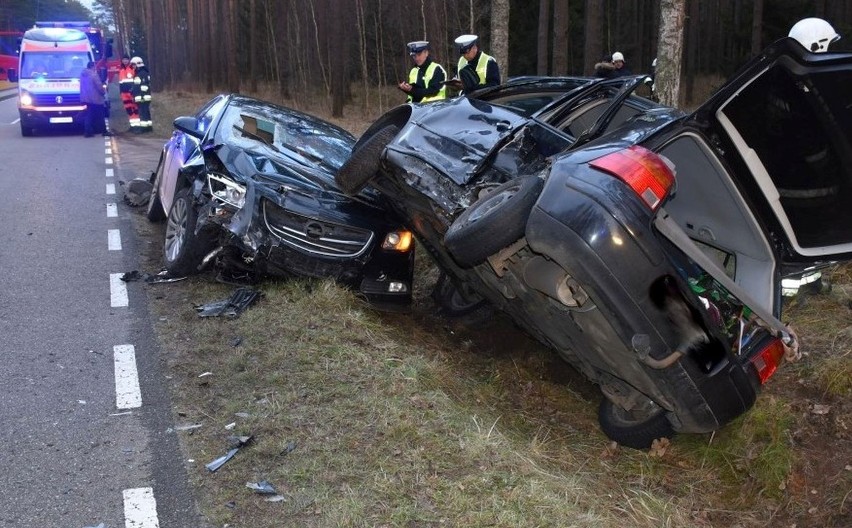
[118, 54, 140, 132]
[130, 56, 153, 133]
[453, 34, 500, 94]
[397, 41, 447, 103]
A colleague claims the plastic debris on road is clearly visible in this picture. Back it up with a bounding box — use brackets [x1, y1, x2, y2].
[195, 287, 262, 318]
[206, 435, 254, 472]
[120, 269, 187, 284]
[206, 448, 240, 472]
[246, 480, 277, 494]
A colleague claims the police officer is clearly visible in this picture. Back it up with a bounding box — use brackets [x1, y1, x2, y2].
[453, 34, 500, 94]
[118, 54, 140, 132]
[398, 41, 447, 103]
[130, 56, 152, 133]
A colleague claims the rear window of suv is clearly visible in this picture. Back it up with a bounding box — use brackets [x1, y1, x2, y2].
[722, 64, 852, 249]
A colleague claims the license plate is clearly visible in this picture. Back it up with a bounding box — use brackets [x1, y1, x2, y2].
[50, 117, 73, 124]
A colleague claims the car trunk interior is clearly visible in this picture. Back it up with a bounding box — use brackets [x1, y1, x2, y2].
[656, 133, 777, 311]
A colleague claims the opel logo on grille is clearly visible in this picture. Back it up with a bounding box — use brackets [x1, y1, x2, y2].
[55, 96, 63, 104]
[304, 222, 324, 239]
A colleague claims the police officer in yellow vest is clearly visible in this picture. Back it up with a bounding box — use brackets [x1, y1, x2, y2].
[398, 41, 447, 103]
[454, 34, 501, 94]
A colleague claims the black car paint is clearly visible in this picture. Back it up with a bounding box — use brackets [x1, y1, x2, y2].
[154, 94, 415, 309]
[346, 39, 852, 442]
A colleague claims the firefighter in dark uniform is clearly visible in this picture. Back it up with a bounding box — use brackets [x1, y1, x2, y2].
[130, 56, 153, 133]
[118, 54, 140, 131]
[397, 41, 447, 103]
[453, 34, 500, 94]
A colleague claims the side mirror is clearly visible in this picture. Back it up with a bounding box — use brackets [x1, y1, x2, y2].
[7, 68, 17, 82]
[173, 116, 204, 139]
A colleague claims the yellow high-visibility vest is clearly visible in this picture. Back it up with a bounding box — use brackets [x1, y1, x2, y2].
[407, 62, 447, 102]
[457, 51, 494, 88]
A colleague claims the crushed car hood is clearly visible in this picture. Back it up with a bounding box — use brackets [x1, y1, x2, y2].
[393, 98, 530, 186]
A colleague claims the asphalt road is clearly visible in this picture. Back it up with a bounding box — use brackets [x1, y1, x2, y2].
[0, 91, 205, 527]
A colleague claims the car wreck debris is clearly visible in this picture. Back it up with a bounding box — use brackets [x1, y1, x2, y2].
[246, 480, 277, 494]
[205, 448, 239, 472]
[206, 436, 253, 473]
[195, 287, 262, 318]
[120, 269, 187, 284]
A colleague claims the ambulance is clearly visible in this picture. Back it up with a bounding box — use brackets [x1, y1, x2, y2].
[9, 27, 94, 136]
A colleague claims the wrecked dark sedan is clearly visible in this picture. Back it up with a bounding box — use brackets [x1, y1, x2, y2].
[336, 39, 852, 447]
[146, 94, 415, 309]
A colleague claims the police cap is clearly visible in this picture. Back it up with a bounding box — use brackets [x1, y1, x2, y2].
[407, 41, 429, 56]
[455, 34, 478, 54]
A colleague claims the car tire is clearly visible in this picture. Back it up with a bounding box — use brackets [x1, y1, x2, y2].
[597, 397, 675, 450]
[164, 187, 217, 276]
[335, 125, 399, 194]
[146, 158, 167, 222]
[431, 271, 488, 316]
[444, 176, 544, 268]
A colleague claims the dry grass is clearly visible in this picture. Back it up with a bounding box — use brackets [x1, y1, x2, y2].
[128, 88, 852, 528]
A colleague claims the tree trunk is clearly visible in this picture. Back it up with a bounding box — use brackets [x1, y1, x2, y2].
[490, 0, 509, 76]
[536, 0, 550, 75]
[583, 0, 603, 75]
[552, 0, 568, 75]
[750, 0, 763, 56]
[225, 0, 240, 92]
[250, 0, 258, 92]
[656, 0, 685, 108]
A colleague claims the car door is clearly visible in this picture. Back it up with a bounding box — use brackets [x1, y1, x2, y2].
[160, 95, 229, 213]
[691, 38, 852, 265]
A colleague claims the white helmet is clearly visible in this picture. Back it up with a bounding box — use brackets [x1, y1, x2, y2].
[130, 56, 144, 66]
[612, 51, 625, 62]
[789, 17, 840, 52]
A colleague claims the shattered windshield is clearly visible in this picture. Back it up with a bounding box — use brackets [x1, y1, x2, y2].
[217, 99, 355, 172]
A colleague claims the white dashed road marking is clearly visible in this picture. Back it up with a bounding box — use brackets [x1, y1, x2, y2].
[109, 273, 128, 307]
[106, 157, 113, 165]
[114, 344, 142, 409]
[107, 203, 117, 217]
[108, 229, 122, 251]
[106, 183, 116, 195]
[122, 487, 160, 528]
[106, 168, 114, 178]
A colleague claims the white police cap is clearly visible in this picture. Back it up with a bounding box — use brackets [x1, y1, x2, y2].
[407, 41, 429, 55]
[455, 34, 478, 53]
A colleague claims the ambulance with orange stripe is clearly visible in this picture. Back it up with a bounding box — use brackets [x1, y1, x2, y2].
[10, 26, 94, 136]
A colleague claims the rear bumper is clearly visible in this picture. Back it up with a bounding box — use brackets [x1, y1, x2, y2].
[524, 168, 758, 434]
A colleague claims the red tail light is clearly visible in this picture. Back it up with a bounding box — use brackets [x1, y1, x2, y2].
[589, 145, 675, 210]
[749, 337, 786, 384]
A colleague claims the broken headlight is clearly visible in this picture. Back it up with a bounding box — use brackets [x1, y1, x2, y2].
[207, 173, 246, 210]
[381, 230, 414, 252]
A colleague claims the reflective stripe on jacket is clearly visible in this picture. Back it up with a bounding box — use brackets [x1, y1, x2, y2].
[118, 65, 135, 93]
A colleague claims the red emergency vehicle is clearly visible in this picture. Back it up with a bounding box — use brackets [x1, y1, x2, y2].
[0, 31, 23, 81]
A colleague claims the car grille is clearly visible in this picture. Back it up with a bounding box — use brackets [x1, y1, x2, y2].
[33, 93, 82, 105]
[262, 199, 374, 258]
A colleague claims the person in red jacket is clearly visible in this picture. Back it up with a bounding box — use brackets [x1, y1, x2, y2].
[118, 54, 140, 132]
